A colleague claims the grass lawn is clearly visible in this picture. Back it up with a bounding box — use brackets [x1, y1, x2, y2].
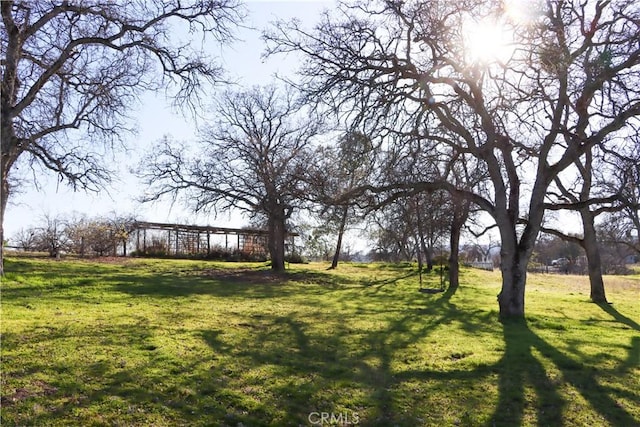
[1, 256, 638, 426]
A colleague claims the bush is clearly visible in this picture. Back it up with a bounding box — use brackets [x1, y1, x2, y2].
[286, 253, 307, 264]
[131, 247, 269, 263]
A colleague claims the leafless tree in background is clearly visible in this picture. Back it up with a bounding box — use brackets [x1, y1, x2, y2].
[139, 85, 323, 271]
[542, 134, 639, 301]
[309, 130, 374, 269]
[598, 137, 640, 258]
[543, 148, 611, 302]
[0, 0, 244, 273]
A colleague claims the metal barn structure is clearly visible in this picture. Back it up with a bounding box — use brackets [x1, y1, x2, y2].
[131, 221, 298, 258]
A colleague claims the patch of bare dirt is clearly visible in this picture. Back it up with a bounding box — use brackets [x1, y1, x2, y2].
[1, 380, 58, 406]
[80, 256, 134, 265]
[200, 268, 287, 284]
[198, 268, 348, 287]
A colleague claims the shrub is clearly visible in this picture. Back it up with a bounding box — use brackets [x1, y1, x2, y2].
[286, 253, 307, 264]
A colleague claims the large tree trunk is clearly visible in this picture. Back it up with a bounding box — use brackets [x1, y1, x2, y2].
[577, 151, 608, 303]
[496, 216, 538, 319]
[581, 209, 607, 303]
[497, 250, 528, 319]
[424, 242, 434, 272]
[268, 215, 286, 272]
[330, 206, 349, 269]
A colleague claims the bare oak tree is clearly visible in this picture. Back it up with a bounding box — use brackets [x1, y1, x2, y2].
[309, 130, 374, 269]
[543, 148, 615, 302]
[542, 132, 640, 302]
[139, 85, 322, 271]
[0, 0, 244, 273]
[597, 137, 640, 258]
[266, 0, 640, 318]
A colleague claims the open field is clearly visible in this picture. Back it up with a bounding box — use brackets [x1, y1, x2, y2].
[1, 257, 639, 426]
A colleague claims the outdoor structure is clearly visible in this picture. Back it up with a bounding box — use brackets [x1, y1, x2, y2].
[468, 261, 494, 271]
[131, 221, 298, 258]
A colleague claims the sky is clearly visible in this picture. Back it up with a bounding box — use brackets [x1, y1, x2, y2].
[4, 0, 581, 249]
[4, 0, 335, 243]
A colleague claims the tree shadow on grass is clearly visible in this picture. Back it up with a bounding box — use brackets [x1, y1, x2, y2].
[4, 259, 638, 425]
[596, 302, 640, 332]
[593, 302, 640, 386]
[3, 257, 431, 303]
[3, 318, 283, 426]
[198, 289, 497, 425]
[102, 267, 365, 300]
[195, 285, 639, 426]
[619, 336, 640, 375]
[490, 318, 639, 427]
[4, 297, 637, 426]
[490, 320, 565, 426]
[2, 257, 362, 302]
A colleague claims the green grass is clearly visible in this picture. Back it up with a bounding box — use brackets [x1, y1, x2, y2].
[1, 257, 638, 426]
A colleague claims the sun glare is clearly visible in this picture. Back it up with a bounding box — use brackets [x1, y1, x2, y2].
[464, 19, 514, 65]
[462, 0, 540, 66]
[503, 0, 541, 25]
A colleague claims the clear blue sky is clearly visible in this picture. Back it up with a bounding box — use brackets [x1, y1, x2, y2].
[5, 1, 333, 242]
